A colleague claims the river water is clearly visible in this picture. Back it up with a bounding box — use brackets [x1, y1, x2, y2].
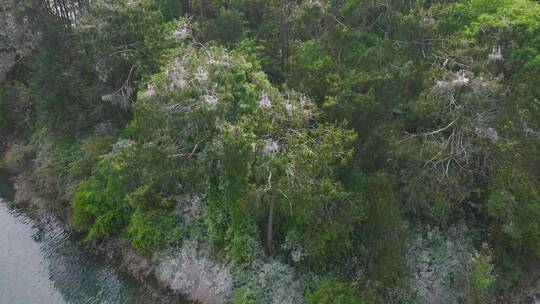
[0, 168, 166, 304]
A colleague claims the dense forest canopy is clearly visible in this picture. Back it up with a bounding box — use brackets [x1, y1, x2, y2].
[1, 0, 539, 303]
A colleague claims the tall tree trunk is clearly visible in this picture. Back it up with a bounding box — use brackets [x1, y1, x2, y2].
[266, 182, 277, 254]
[59, 0, 70, 25]
[52, 0, 60, 17]
[199, 0, 207, 18]
[41, 0, 53, 15]
[181, 0, 190, 16]
[276, 0, 291, 78]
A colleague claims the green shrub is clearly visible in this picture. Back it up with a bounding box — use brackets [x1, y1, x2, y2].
[126, 209, 181, 254]
[466, 251, 495, 304]
[72, 179, 100, 229]
[72, 141, 139, 238]
[306, 277, 365, 304]
[72, 177, 130, 239]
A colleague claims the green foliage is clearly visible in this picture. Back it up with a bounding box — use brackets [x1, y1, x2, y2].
[431, 0, 540, 282]
[73, 141, 138, 237]
[305, 277, 365, 304]
[466, 251, 495, 304]
[2, 0, 540, 301]
[29, 23, 101, 139]
[361, 174, 408, 293]
[72, 138, 182, 250]
[80, 0, 181, 87]
[128, 44, 362, 268]
[73, 176, 129, 239]
[0, 84, 18, 131]
[202, 8, 247, 45]
[144, 0, 183, 21]
[486, 167, 540, 276]
[126, 209, 181, 254]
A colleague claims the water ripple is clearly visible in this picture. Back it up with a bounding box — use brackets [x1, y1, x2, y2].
[0, 199, 161, 304]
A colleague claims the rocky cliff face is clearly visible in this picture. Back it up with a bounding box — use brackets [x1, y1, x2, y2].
[0, 0, 40, 80]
